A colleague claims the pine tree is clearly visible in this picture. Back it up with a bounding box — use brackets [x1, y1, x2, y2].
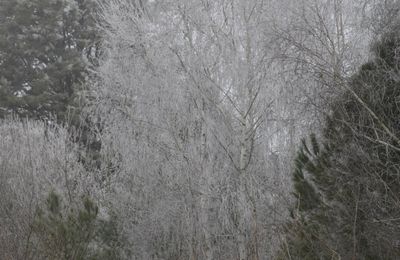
[0, 0, 98, 122]
[280, 27, 400, 259]
[31, 191, 123, 260]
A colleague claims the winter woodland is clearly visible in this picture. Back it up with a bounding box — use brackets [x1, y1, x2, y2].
[1, 0, 400, 259]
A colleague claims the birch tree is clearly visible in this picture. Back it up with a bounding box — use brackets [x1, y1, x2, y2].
[93, 0, 293, 258]
[91, 0, 387, 258]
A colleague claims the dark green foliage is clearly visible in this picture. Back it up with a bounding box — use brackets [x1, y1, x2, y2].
[280, 29, 400, 259]
[0, 0, 98, 121]
[0, 0, 105, 186]
[31, 191, 122, 260]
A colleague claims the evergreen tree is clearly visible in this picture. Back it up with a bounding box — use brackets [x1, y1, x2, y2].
[31, 191, 123, 260]
[0, 0, 98, 122]
[280, 27, 400, 259]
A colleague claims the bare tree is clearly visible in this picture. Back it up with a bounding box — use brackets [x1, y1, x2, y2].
[92, 0, 296, 258]
[90, 0, 388, 259]
[0, 118, 95, 259]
